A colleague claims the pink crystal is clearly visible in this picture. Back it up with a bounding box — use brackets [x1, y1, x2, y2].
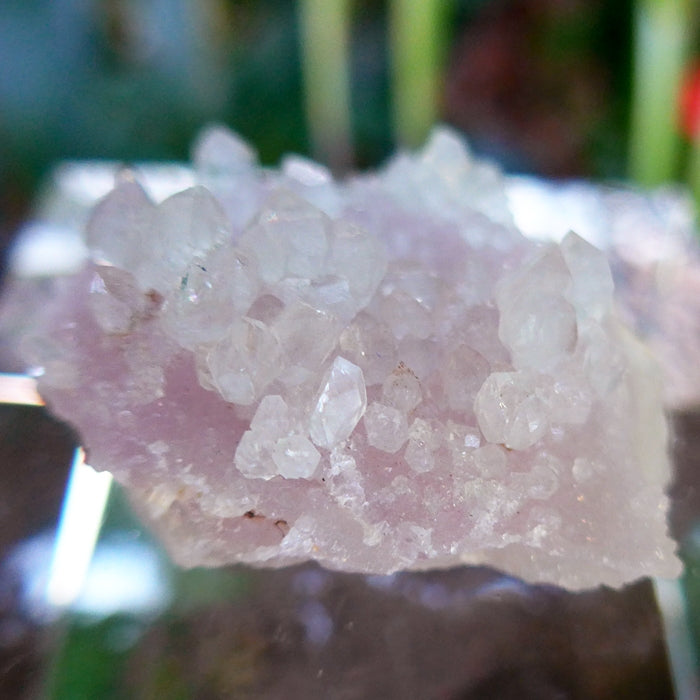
[13, 127, 681, 589]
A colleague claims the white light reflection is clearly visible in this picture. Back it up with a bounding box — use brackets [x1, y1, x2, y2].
[506, 176, 607, 248]
[9, 529, 171, 622]
[8, 222, 89, 277]
[653, 577, 700, 700]
[72, 537, 170, 617]
[46, 448, 113, 609]
[0, 373, 44, 405]
[0, 373, 170, 620]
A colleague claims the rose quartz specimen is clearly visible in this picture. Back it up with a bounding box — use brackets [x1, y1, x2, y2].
[18, 127, 681, 589]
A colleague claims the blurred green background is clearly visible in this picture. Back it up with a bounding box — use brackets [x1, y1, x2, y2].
[4, 0, 697, 258]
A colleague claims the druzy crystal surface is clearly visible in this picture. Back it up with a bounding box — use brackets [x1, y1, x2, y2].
[20, 127, 680, 589]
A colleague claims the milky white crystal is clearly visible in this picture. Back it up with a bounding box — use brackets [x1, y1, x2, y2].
[15, 126, 681, 589]
[271, 435, 320, 479]
[363, 402, 408, 453]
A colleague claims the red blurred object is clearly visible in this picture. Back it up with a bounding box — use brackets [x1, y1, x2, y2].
[680, 62, 700, 139]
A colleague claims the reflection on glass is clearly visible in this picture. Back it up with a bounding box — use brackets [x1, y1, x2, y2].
[46, 448, 113, 610]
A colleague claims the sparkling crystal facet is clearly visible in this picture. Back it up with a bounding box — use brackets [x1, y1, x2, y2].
[309, 357, 367, 450]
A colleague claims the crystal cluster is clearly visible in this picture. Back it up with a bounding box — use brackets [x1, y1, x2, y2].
[19, 126, 680, 589]
[508, 178, 700, 409]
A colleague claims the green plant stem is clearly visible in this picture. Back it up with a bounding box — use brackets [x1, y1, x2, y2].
[390, 0, 450, 148]
[628, 0, 692, 186]
[688, 130, 700, 214]
[687, 77, 700, 216]
[299, 0, 353, 171]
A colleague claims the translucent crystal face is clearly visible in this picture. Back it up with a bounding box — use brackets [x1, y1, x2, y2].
[475, 371, 549, 450]
[309, 357, 367, 450]
[363, 402, 408, 454]
[21, 126, 681, 589]
[271, 435, 320, 479]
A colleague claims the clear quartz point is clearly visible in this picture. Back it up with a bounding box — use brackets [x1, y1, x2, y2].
[309, 357, 367, 450]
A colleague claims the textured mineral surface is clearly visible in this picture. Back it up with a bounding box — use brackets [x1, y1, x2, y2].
[17, 127, 681, 589]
